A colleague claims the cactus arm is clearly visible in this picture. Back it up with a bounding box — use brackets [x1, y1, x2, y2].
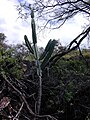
[39, 39, 52, 60]
[41, 40, 57, 69]
[44, 39, 52, 52]
[24, 35, 34, 54]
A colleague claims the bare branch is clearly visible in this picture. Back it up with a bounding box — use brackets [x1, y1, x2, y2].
[13, 102, 24, 120]
[1, 72, 57, 120]
[17, 0, 90, 29]
[48, 26, 90, 66]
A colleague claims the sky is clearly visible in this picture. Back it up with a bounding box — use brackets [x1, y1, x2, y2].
[0, 0, 89, 48]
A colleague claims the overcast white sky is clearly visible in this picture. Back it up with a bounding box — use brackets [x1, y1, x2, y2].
[0, 0, 89, 48]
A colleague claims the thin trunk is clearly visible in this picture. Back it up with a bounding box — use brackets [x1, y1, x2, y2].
[37, 75, 42, 114]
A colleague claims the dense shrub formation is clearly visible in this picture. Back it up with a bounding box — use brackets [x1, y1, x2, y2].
[0, 38, 90, 120]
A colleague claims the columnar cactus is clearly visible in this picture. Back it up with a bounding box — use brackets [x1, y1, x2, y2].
[24, 7, 57, 115]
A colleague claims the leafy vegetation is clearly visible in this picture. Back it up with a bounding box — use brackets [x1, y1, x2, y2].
[0, 30, 90, 119]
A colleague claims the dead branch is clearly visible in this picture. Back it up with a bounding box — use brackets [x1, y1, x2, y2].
[49, 27, 90, 67]
[1, 72, 57, 120]
[13, 102, 24, 120]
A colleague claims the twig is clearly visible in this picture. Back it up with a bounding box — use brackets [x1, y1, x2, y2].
[48, 27, 90, 67]
[75, 41, 88, 66]
[1, 73, 57, 120]
[13, 102, 24, 120]
[1, 72, 35, 115]
[22, 114, 31, 120]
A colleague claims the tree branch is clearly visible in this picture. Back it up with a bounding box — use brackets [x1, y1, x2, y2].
[1, 72, 57, 120]
[49, 26, 90, 67]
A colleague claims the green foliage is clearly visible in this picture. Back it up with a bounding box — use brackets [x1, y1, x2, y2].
[0, 33, 6, 42]
[66, 59, 85, 71]
[41, 54, 90, 117]
[64, 82, 74, 102]
[0, 47, 23, 79]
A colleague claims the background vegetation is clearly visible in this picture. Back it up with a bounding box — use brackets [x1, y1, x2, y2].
[0, 31, 90, 120]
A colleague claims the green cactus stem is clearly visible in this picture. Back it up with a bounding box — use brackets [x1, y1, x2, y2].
[24, 35, 34, 54]
[41, 40, 57, 69]
[39, 39, 52, 60]
[30, 8, 42, 115]
[24, 7, 57, 117]
[31, 18, 37, 44]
